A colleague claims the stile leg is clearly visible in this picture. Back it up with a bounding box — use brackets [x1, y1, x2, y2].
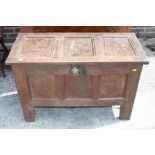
[21, 105, 35, 122]
[119, 102, 134, 120]
[119, 66, 142, 120]
[12, 64, 35, 122]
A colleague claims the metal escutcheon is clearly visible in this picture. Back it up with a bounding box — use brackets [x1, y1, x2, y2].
[69, 65, 86, 76]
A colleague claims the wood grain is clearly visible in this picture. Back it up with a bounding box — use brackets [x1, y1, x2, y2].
[119, 66, 142, 119]
[6, 33, 148, 64]
[12, 64, 35, 121]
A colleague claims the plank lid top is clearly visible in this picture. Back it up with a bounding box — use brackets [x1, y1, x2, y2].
[6, 33, 149, 64]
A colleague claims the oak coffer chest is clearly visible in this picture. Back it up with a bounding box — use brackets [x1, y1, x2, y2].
[6, 33, 149, 122]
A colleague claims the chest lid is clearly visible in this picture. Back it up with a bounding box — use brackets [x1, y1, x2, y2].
[6, 33, 148, 64]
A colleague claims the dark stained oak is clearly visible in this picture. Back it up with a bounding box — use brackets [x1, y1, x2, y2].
[6, 33, 149, 121]
[20, 26, 131, 33]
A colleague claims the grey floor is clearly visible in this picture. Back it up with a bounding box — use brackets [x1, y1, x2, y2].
[0, 38, 155, 128]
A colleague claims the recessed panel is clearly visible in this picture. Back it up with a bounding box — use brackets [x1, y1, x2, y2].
[29, 74, 56, 98]
[20, 37, 54, 57]
[65, 76, 92, 98]
[97, 74, 126, 98]
[63, 37, 94, 57]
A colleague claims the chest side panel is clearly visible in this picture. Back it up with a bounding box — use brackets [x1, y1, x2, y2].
[65, 76, 92, 98]
[27, 74, 127, 100]
[28, 74, 57, 98]
[25, 64, 133, 106]
[97, 74, 126, 98]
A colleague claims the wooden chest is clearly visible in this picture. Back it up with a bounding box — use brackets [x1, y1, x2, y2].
[6, 33, 148, 122]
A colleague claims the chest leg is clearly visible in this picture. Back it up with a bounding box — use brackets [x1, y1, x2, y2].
[119, 66, 142, 119]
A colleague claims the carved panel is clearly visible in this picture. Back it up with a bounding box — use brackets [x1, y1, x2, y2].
[19, 37, 54, 57]
[95, 37, 135, 56]
[63, 37, 94, 57]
